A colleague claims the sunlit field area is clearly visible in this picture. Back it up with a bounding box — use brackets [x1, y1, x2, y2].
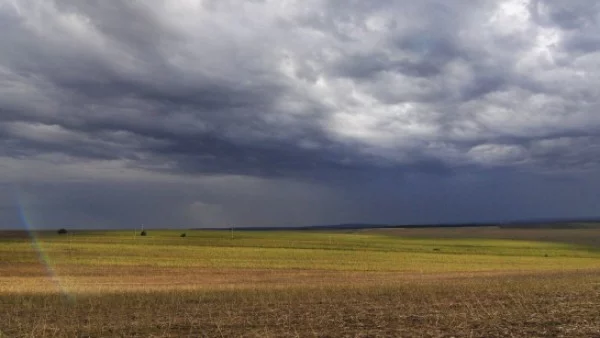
[2, 227, 600, 337]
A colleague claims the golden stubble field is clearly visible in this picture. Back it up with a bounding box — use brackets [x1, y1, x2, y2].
[1, 227, 600, 337]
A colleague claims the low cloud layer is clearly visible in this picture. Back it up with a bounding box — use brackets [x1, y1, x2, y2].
[1, 0, 600, 228]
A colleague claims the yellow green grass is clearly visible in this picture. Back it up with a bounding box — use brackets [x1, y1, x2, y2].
[3, 230, 600, 271]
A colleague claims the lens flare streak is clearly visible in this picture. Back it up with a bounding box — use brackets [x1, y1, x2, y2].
[15, 190, 75, 302]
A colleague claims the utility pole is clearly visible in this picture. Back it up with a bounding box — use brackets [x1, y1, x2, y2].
[230, 224, 234, 240]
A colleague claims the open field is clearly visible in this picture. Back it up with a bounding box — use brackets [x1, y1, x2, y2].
[364, 226, 600, 248]
[1, 228, 600, 337]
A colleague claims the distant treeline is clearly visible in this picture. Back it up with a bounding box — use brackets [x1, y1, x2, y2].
[194, 219, 600, 231]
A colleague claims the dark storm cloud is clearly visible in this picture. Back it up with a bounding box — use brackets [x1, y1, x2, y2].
[1, 0, 600, 228]
[0, 0, 338, 178]
[1, 0, 599, 176]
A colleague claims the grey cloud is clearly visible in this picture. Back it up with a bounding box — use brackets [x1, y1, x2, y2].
[1, 0, 598, 177]
[1, 0, 600, 228]
[532, 0, 599, 30]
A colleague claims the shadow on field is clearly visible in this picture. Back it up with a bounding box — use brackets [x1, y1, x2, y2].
[367, 227, 600, 249]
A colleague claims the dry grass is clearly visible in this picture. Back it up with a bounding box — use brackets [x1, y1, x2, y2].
[3, 261, 590, 294]
[2, 271, 600, 337]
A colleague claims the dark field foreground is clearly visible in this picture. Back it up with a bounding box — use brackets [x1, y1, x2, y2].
[2, 271, 600, 337]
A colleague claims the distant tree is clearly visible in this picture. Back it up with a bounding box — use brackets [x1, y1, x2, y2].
[140, 230, 147, 236]
[57, 228, 68, 235]
[180, 233, 187, 238]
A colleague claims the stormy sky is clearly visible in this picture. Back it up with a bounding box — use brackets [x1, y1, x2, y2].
[1, 0, 600, 229]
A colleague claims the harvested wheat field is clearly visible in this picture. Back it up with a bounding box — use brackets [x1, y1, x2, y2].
[1, 228, 600, 337]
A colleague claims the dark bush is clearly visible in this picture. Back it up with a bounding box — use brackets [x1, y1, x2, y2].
[57, 228, 68, 235]
[180, 233, 187, 238]
[140, 230, 147, 236]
